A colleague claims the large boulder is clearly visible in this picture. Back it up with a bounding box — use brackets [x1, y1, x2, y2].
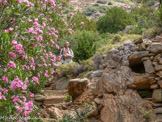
[130, 74, 156, 90]
[96, 66, 133, 94]
[68, 78, 89, 101]
[152, 89, 162, 102]
[143, 60, 155, 73]
[100, 90, 154, 122]
[128, 51, 149, 64]
[147, 43, 162, 54]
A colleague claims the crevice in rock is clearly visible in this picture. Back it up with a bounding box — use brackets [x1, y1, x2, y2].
[137, 90, 153, 98]
[129, 62, 145, 74]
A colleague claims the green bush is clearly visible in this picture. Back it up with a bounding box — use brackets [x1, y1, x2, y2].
[64, 94, 72, 102]
[108, 2, 113, 5]
[82, 5, 108, 16]
[97, 7, 135, 33]
[129, 4, 157, 34]
[57, 62, 78, 78]
[142, 27, 162, 38]
[72, 31, 97, 62]
[97, 0, 107, 4]
[111, 34, 122, 44]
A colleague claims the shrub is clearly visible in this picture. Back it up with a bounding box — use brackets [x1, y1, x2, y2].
[129, 4, 157, 34]
[64, 94, 72, 102]
[97, 0, 107, 4]
[97, 7, 135, 33]
[141, 109, 153, 120]
[72, 31, 97, 62]
[57, 62, 78, 78]
[108, 2, 113, 5]
[82, 5, 108, 16]
[142, 27, 162, 38]
[111, 34, 122, 44]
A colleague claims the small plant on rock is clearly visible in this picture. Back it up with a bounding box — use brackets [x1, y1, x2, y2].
[64, 94, 72, 102]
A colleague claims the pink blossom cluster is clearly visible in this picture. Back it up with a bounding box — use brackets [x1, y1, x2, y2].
[0, 85, 8, 100]
[7, 61, 16, 68]
[9, 77, 27, 90]
[2, 76, 8, 83]
[11, 40, 25, 56]
[68, 28, 73, 34]
[18, 0, 34, 7]
[11, 95, 33, 116]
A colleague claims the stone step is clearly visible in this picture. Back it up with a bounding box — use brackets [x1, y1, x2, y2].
[156, 36, 162, 42]
[44, 90, 68, 96]
[44, 95, 65, 105]
[44, 86, 53, 90]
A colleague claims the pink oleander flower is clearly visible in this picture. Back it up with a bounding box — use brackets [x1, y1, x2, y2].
[25, 78, 29, 84]
[68, 12, 74, 17]
[10, 77, 27, 90]
[8, 27, 14, 31]
[15, 44, 23, 51]
[29, 92, 34, 97]
[51, 69, 55, 75]
[15, 105, 23, 113]
[80, 22, 84, 25]
[4, 29, 9, 33]
[9, 52, 16, 59]
[55, 44, 59, 50]
[45, 70, 48, 77]
[11, 95, 23, 104]
[28, 19, 32, 23]
[18, 50, 25, 55]
[28, 27, 34, 34]
[7, 61, 16, 68]
[0, 92, 6, 100]
[68, 28, 72, 34]
[58, 56, 61, 61]
[2, 76, 8, 83]
[11, 40, 18, 46]
[32, 76, 39, 84]
[37, 73, 40, 77]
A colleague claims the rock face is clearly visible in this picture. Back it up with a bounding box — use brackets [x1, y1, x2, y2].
[152, 89, 162, 102]
[100, 90, 148, 122]
[94, 34, 162, 121]
[52, 77, 70, 90]
[68, 78, 89, 101]
[130, 75, 155, 89]
[129, 51, 150, 64]
[97, 66, 133, 93]
[88, 70, 104, 79]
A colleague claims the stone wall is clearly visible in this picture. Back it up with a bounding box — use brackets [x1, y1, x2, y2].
[94, 33, 162, 122]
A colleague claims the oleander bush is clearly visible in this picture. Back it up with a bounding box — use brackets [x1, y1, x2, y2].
[0, 0, 82, 120]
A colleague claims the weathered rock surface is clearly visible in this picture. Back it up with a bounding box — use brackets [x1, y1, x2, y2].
[68, 78, 89, 101]
[143, 60, 155, 73]
[35, 94, 45, 102]
[152, 89, 162, 102]
[52, 77, 70, 90]
[88, 70, 104, 79]
[100, 90, 153, 122]
[147, 43, 162, 54]
[155, 65, 162, 71]
[130, 75, 156, 89]
[128, 51, 149, 64]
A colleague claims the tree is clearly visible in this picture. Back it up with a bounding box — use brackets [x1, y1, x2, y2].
[73, 31, 96, 62]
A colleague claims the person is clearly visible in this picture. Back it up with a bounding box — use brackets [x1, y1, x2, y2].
[60, 42, 74, 64]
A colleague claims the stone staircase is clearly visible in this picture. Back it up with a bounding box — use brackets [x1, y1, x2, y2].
[34, 85, 69, 120]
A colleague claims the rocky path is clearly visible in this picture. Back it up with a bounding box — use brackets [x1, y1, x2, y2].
[33, 33, 162, 122]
